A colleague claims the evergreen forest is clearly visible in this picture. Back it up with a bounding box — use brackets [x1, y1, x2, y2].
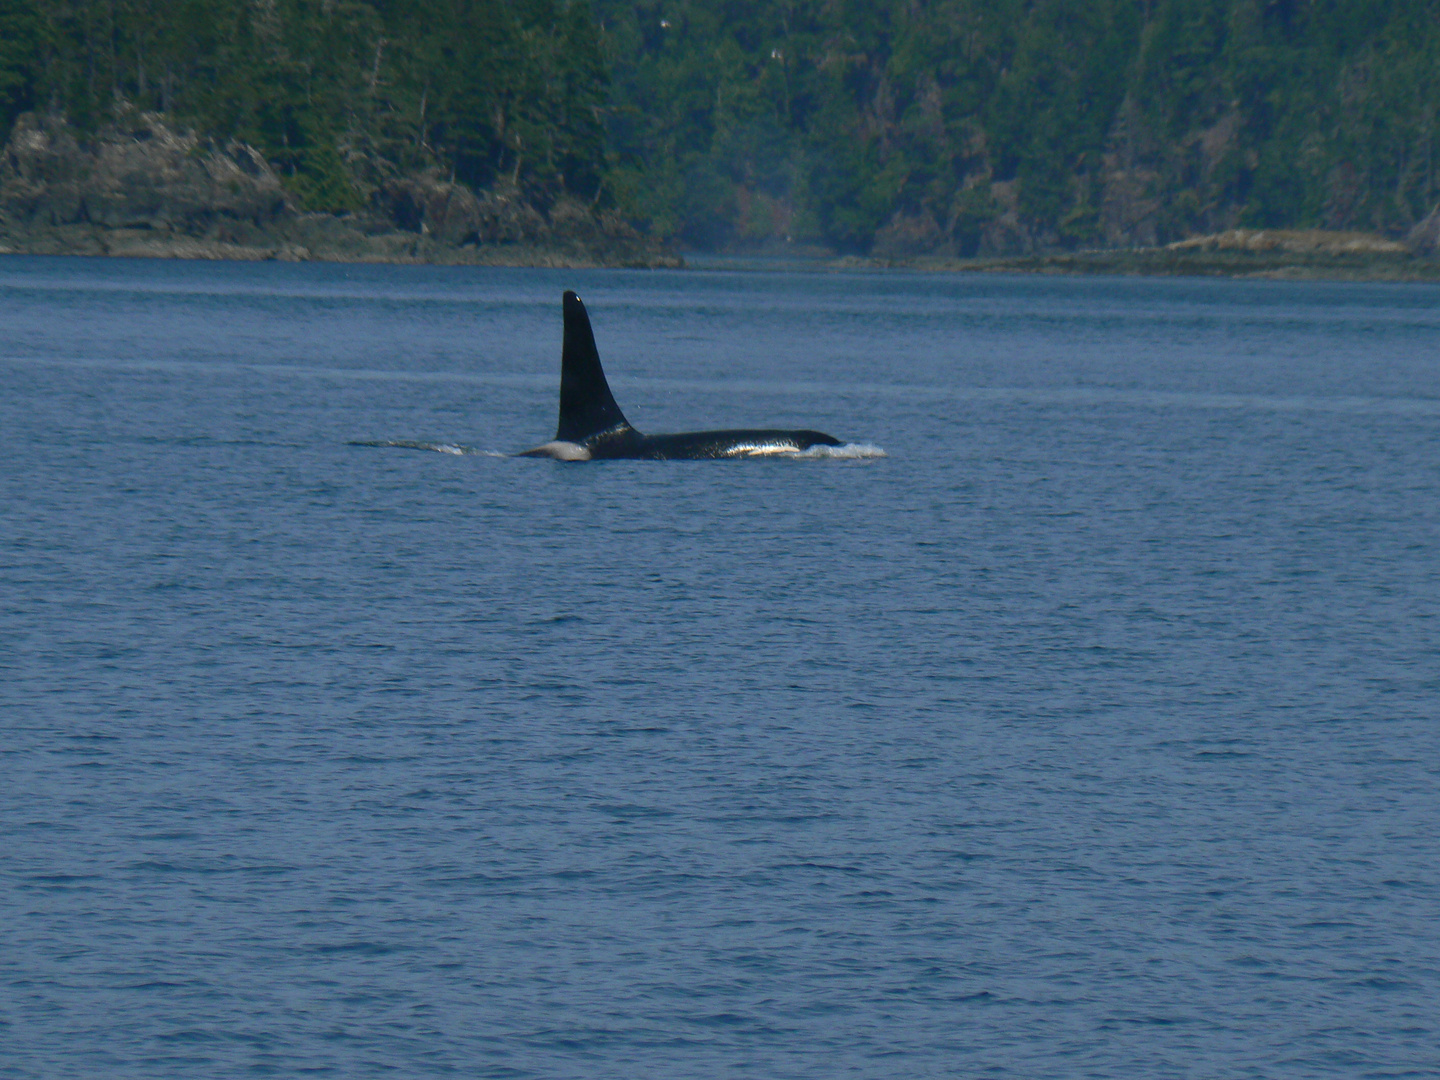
[1, 0, 1438, 254]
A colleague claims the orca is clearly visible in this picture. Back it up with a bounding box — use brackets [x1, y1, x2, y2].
[520, 291, 844, 460]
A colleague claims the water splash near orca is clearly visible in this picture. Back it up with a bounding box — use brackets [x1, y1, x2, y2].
[791, 442, 887, 459]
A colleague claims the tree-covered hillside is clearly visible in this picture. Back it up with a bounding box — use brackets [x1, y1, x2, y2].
[2, 0, 1439, 255]
[595, 0, 1440, 253]
[0, 0, 610, 211]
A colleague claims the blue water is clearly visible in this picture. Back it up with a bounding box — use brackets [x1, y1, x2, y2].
[2, 258, 1438, 1079]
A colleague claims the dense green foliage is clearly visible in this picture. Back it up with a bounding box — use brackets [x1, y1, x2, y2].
[0, 0, 40, 133]
[1, 0, 608, 210]
[3, 0, 1438, 250]
[594, 0, 1440, 251]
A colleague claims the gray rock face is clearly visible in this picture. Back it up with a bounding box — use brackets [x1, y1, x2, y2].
[0, 110, 291, 233]
[1406, 205, 1440, 256]
[373, 172, 643, 253]
[0, 110, 677, 266]
[376, 173, 548, 245]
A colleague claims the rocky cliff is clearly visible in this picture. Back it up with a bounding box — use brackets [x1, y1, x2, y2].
[0, 111, 677, 267]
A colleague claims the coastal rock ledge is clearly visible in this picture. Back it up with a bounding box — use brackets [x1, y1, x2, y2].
[0, 111, 677, 268]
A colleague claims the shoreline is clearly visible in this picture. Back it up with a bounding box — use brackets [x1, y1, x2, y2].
[880, 250, 1440, 282]
[0, 219, 683, 270]
[3, 227, 1438, 282]
[687, 243, 1440, 281]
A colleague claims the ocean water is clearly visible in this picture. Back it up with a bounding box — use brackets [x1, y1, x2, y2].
[1, 257, 1438, 1079]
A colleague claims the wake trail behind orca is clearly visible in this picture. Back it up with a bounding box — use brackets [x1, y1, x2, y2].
[350, 439, 506, 457]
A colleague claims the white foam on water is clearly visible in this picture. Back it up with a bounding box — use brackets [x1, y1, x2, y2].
[792, 442, 888, 460]
[718, 441, 888, 460]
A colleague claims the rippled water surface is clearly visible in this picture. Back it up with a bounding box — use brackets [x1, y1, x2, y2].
[2, 258, 1438, 1078]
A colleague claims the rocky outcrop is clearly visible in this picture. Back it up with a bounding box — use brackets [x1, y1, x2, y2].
[0, 111, 677, 267]
[376, 173, 541, 245]
[0, 110, 290, 236]
[373, 171, 659, 259]
[1166, 229, 1409, 256]
[1406, 205, 1440, 256]
[870, 211, 946, 259]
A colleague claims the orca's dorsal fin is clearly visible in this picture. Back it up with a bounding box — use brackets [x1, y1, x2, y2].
[557, 291, 631, 442]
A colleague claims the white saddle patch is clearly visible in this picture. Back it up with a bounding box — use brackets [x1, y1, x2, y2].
[525, 441, 592, 461]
